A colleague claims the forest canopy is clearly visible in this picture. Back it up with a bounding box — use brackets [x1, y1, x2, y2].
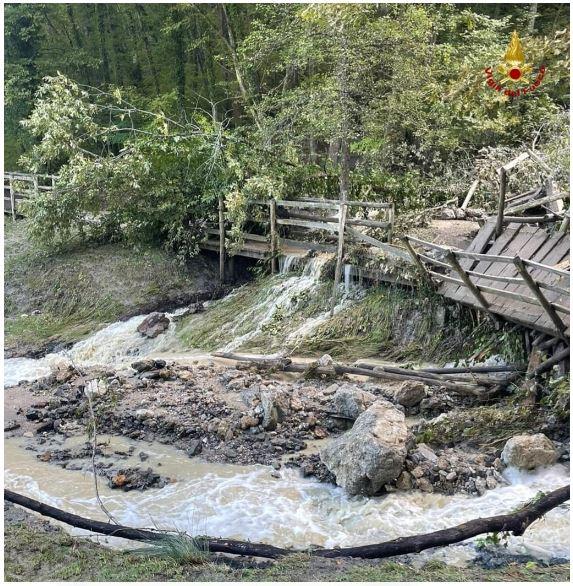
[4, 3, 570, 258]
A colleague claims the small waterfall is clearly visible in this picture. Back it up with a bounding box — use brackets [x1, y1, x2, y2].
[279, 254, 301, 274]
[4, 314, 180, 388]
[220, 254, 333, 352]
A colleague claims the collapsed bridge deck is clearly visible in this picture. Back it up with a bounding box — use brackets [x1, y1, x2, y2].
[405, 219, 570, 339]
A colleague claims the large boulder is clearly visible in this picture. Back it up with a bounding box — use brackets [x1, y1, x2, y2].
[137, 313, 170, 338]
[320, 400, 408, 496]
[333, 386, 376, 420]
[501, 434, 559, 470]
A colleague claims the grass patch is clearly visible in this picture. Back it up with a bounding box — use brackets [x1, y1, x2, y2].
[295, 285, 525, 363]
[4, 219, 217, 355]
[4, 522, 569, 582]
[416, 404, 545, 448]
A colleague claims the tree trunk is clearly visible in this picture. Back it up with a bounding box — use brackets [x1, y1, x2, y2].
[5, 486, 569, 560]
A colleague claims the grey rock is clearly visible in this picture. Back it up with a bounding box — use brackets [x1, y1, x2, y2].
[333, 386, 376, 420]
[501, 434, 559, 470]
[320, 400, 408, 496]
[394, 381, 427, 408]
[137, 313, 170, 339]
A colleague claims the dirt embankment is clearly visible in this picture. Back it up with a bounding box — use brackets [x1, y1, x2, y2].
[4, 220, 223, 359]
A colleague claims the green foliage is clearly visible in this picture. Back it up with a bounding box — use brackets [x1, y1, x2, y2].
[134, 534, 210, 565]
[5, 4, 570, 253]
[416, 404, 542, 447]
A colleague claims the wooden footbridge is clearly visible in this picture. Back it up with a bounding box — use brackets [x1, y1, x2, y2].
[5, 161, 570, 344]
[404, 220, 569, 339]
[4, 172, 57, 218]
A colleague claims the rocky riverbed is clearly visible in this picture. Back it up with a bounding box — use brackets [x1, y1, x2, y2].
[5, 356, 568, 497]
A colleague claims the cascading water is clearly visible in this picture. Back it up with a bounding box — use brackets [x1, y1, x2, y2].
[219, 254, 334, 352]
[3, 314, 180, 388]
[4, 436, 570, 561]
[3, 253, 356, 386]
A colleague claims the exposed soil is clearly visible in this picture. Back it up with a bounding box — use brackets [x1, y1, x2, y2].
[6, 356, 560, 497]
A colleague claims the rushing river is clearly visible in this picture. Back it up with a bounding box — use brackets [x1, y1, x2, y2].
[3, 254, 570, 563]
[4, 435, 570, 562]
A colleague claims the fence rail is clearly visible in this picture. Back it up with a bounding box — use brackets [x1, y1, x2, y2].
[4, 172, 58, 219]
[206, 196, 395, 287]
[403, 234, 570, 339]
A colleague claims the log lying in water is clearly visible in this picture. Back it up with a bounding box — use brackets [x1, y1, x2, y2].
[213, 352, 492, 397]
[5, 485, 569, 560]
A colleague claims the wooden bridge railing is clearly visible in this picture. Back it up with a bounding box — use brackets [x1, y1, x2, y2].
[403, 235, 570, 339]
[494, 152, 568, 236]
[4, 172, 58, 219]
[205, 196, 396, 282]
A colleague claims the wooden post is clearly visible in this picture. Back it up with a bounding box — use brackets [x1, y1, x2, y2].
[9, 178, 16, 221]
[495, 167, 507, 238]
[387, 203, 395, 243]
[559, 209, 569, 233]
[33, 174, 39, 198]
[218, 195, 225, 283]
[461, 179, 479, 210]
[445, 250, 491, 312]
[330, 201, 348, 315]
[513, 256, 567, 339]
[269, 198, 278, 274]
[401, 237, 435, 288]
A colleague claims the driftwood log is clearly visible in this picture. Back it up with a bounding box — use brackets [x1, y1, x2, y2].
[214, 352, 494, 397]
[5, 486, 569, 560]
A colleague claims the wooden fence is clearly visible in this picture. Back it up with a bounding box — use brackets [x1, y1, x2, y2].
[4, 172, 58, 219]
[203, 196, 396, 281]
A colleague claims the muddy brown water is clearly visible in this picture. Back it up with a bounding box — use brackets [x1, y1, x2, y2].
[4, 434, 570, 563]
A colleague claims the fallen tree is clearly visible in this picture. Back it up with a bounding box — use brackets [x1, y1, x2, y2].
[213, 352, 498, 397]
[5, 485, 569, 560]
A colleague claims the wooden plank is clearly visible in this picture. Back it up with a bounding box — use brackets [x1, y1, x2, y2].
[280, 238, 337, 253]
[287, 210, 390, 229]
[515, 256, 567, 338]
[269, 199, 278, 274]
[346, 227, 411, 260]
[402, 238, 436, 287]
[439, 220, 498, 299]
[500, 151, 529, 173]
[495, 167, 507, 237]
[506, 192, 568, 214]
[276, 218, 338, 232]
[218, 195, 225, 282]
[446, 250, 491, 312]
[331, 202, 348, 314]
[461, 179, 479, 210]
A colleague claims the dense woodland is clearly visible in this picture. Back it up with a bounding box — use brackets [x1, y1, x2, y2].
[4, 3, 570, 259]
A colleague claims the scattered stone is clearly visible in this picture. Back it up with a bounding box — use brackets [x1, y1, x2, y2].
[333, 386, 376, 420]
[4, 421, 20, 432]
[131, 359, 155, 373]
[393, 381, 427, 408]
[501, 434, 559, 470]
[136, 313, 170, 339]
[396, 471, 413, 490]
[25, 409, 42, 421]
[187, 440, 202, 457]
[36, 420, 54, 433]
[320, 400, 408, 496]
